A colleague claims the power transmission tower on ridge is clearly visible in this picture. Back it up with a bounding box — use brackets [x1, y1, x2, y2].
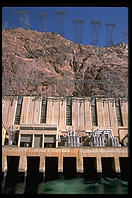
[13, 9, 31, 30]
[90, 20, 101, 46]
[39, 13, 48, 32]
[2, 21, 8, 31]
[73, 19, 85, 44]
[121, 28, 128, 44]
[55, 10, 67, 37]
[105, 23, 116, 46]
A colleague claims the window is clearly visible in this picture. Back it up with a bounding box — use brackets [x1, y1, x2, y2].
[115, 99, 123, 126]
[91, 98, 98, 126]
[14, 96, 23, 125]
[40, 98, 47, 123]
[66, 97, 72, 126]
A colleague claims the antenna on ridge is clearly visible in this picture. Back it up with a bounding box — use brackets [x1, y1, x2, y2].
[73, 19, 85, 44]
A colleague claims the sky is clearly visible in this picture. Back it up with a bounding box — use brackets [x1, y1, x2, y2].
[2, 7, 128, 46]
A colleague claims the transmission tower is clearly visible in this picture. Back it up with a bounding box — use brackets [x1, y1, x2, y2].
[121, 28, 128, 44]
[55, 10, 66, 37]
[39, 13, 48, 32]
[105, 23, 116, 46]
[73, 19, 85, 44]
[2, 21, 8, 31]
[90, 20, 101, 46]
[13, 9, 31, 29]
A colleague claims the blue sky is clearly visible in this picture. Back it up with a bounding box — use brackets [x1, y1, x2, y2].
[2, 7, 128, 46]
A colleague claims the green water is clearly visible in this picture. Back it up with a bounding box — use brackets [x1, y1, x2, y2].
[2, 177, 128, 194]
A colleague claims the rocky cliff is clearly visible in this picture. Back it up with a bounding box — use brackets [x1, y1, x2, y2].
[2, 28, 128, 97]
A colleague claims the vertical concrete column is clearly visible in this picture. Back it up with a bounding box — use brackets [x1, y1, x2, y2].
[121, 102, 128, 127]
[2, 100, 10, 127]
[109, 101, 117, 127]
[46, 98, 53, 124]
[2, 155, 7, 176]
[27, 97, 35, 124]
[33, 99, 41, 124]
[18, 154, 27, 173]
[85, 99, 92, 127]
[32, 134, 35, 148]
[58, 152, 63, 174]
[96, 100, 104, 127]
[103, 101, 110, 127]
[114, 157, 121, 173]
[72, 100, 78, 130]
[56, 133, 58, 148]
[2, 127, 6, 145]
[114, 157, 121, 179]
[42, 134, 45, 148]
[77, 154, 83, 174]
[18, 134, 21, 147]
[20, 96, 29, 124]
[39, 155, 45, 176]
[7, 99, 17, 127]
[96, 157, 102, 177]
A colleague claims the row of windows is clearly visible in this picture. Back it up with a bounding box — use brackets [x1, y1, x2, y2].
[14, 97, 123, 126]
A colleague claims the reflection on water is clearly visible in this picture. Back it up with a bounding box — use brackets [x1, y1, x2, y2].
[2, 176, 128, 194]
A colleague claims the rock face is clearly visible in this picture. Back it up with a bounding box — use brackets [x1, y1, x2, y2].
[2, 28, 128, 97]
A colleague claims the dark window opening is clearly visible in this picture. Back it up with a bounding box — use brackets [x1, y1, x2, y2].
[20, 134, 32, 147]
[119, 157, 129, 181]
[101, 157, 116, 178]
[45, 157, 58, 181]
[44, 135, 56, 148]
[115, 99, 123, 126]
[66, 97, 72, 126]
[63, 157, 76, 178]
[83, 157, 97, 180]
[14, 96, 23, 125]
[40, 98, 47, 123]
[4, 156, 19, 194]
[25, 157, 40, 194]
[91, 98, 98, 126]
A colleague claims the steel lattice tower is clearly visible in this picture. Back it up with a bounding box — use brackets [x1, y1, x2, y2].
[13, 9, 31, 29]
[55, 10, 66, 37]
[73, 19, 85, 44]
[90, 21, 101, 46]
[39, 13, 48, 32]
[105, 23, 116, 46]
[2, 21, 8, 31]
[121, 28, 128, 44]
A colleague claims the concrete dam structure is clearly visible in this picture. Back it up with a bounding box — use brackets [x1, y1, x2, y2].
[2, 96, 128, 181]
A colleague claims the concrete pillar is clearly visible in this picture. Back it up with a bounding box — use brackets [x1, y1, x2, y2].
[114, 157, 121, 173]
[109, 101, 117, 127]
[59, 100, 66, 127]
[2, 100, 10, 127]
[39, 155, 45, 177]
[33, 99, 41, 124]
[114, 157, 121, 179]
[2, 155, 7, 175]
[121, 102, 128, 127]
[32, 134, 35, 148]
[7, 99, 17, 127]
[79, 101, 84, 128]
[85, 100, 92, 127]
[103, 101, 110, 127]
[56, 134, 58, 148]
[58, 152, 63, 176]
[27, 97, 35, 124]
[52, 100, 59, 124]
[18, 155, 27, 173]
[77, 155, 83, 174]
[96, 157, 102, 177]
[46, 99, 53, 124]
[72, 100, 78, 130]
[96, 101, 104, 127]
[20, 96, 29, 124]
[2, 127, 6, 146]
[42, 134, 44, 148]
[18, 134, 21, 147]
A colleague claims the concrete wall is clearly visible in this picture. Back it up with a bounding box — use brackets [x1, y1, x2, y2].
[2, 97, 128, 140]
